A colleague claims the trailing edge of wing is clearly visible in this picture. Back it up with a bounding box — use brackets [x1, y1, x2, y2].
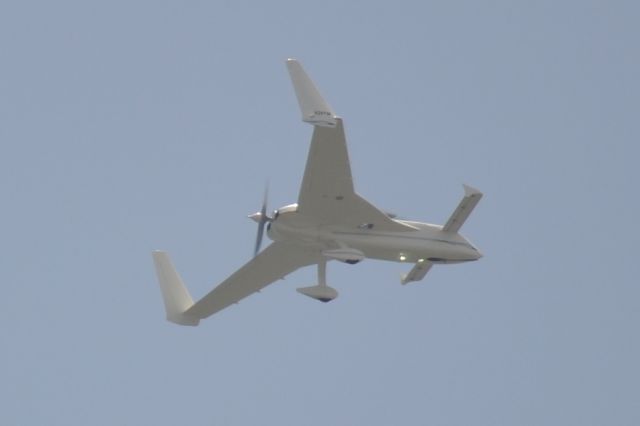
[297, 118, 416, 232]
[442, 184, 483, 233]
[185, 243, 319, 320]
[152, 244, 319, 325]
[286, 58, 337, 127]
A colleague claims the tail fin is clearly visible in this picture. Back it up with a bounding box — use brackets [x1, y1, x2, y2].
[286, 58, 337, 127]
[152, 251, 200, 326]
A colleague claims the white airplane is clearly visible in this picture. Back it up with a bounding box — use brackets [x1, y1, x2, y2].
[152, 59, 483, 326]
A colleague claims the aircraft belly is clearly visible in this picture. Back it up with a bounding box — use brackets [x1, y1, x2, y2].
[269, 217, 478, 263]
[330, 231, 475, 263]
[268, 220, 324, 249]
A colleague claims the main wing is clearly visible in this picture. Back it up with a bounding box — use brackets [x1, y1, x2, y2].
[153, 242, 320, 325]
[287, 59, 414, 232]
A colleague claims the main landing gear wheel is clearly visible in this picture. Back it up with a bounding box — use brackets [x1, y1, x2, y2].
[296, 259, 338, 303]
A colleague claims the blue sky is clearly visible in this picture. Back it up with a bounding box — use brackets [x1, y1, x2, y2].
[1, 1, 639, 425]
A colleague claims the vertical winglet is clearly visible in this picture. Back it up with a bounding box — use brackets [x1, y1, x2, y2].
[286, 58, 337, 127]
[152, 251, 200, 326]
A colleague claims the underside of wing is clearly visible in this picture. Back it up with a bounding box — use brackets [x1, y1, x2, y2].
[185, 243, 319, 319]
[297, 119, 414, 231]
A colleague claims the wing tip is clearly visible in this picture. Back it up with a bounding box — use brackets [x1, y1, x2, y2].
[152, 250, 200, 326]
[463, 184, 483, 197]
[285, 58, 337, 127]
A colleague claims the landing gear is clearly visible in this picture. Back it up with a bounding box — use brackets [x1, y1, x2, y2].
[296, 259, 338, 303]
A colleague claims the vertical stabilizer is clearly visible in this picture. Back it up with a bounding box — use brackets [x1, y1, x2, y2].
[152, 251, 200, 326]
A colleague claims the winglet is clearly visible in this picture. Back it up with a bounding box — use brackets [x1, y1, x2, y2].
[463, 184, 482, 198]
[152, 251, 200, 326]
[286, 58, 337, 127]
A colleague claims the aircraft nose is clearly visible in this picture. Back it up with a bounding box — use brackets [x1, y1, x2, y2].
[465, 242, 482, 260]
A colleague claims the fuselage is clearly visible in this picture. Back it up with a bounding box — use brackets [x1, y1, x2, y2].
[267, 203, 482, 265]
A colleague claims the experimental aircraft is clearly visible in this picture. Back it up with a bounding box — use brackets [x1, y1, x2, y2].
[152, 59, 483, 326]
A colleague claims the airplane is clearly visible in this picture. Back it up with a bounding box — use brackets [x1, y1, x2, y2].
[152, 59, 483, 326]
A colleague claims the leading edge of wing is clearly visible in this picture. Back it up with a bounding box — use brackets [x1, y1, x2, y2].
[185, 243, 320, 320]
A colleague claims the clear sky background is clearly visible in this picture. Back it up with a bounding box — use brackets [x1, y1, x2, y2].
[1, 1, 639, 425]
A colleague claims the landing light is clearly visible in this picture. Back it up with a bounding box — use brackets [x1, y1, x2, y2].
[399, 254, 406, 262]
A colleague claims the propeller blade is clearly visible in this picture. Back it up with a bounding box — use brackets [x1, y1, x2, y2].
[253, 182, 270, 257]
[254, 219, 265, 257]
[262, 182, 269, 211]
